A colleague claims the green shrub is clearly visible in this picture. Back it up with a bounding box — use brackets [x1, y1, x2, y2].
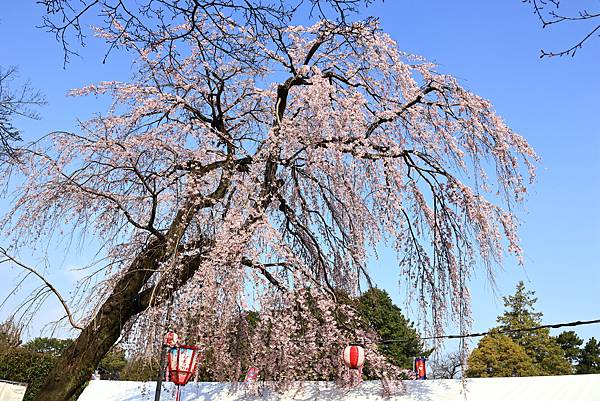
[0, 347, 56, 401]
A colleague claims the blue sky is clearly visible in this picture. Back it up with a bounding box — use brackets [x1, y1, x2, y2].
[0, 1, 598, 346]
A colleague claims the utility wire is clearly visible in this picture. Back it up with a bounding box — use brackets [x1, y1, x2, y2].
[380, 318, 600, 343]
[177, 318, 600, 346]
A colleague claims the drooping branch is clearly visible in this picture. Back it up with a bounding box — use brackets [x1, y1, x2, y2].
[0, 247, 83, 330]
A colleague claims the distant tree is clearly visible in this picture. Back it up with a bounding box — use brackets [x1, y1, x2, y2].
[431, 351, 462, 379]
[120, 358, 160, 381]
[0, 66, 44, 158]
[355, 288, 427, 370]
[22, 337, 126, 380]
[24, 338, 74, 357]
[576, 337, 600, 374]
[97, 346, 128, 380]
[0, 335, 128, 400]
[497, 281, 571, 375]
[556, 330, 584, 370]
[0, 319, 22, 348]
[466, 332, 537, 377]
[0, 346, 56, 401]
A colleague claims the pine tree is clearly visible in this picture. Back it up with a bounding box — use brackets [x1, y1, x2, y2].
[576, 337, 600, 374]
[496, 281, 571, 375]
[355, 288, 427, 369]
[556, 330, 583, 371]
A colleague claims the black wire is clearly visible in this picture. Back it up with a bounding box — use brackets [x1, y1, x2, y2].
[380, 318, 600, 343]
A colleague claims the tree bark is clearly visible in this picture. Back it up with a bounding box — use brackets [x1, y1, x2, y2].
[33, 176, 221, 401]
[33, 231, 211, 401]
[33, 239, 167, 401]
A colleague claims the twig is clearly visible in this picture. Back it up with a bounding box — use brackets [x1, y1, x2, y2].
[0, 247, 83, 330]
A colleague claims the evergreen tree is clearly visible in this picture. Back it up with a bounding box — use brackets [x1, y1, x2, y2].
[355, 288, 427, 369]
[24, 338, 73, 357]
[466, 332, 537, 377]
[120, 358, 160, 381]
[576, 337, 600, 374]
[556, 330, 583, 370]
[497, 281, 571, 375]
[97, 346, 128, 380]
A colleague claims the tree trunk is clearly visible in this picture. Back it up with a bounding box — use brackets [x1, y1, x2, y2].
[33, 240, 166, 401]
[33, 233, 209, 401]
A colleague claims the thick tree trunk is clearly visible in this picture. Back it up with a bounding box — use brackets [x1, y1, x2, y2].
[33, 240, 166, 401]
[33, 234, 209, 401]
[33, 157, 238, 400]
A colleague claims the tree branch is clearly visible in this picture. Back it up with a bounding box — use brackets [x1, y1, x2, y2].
[0, 247, 83, 330]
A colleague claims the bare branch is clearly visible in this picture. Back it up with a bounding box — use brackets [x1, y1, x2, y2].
[0, 247, 83, 330]
[522, 0, 600, 57]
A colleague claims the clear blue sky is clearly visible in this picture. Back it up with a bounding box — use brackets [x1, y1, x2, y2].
[0, 1, 598, 345]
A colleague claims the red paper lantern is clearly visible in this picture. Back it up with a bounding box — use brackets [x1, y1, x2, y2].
[167, 345, 201, 386]
[343, 345, 365, 369]
[244, 366, 260, 383]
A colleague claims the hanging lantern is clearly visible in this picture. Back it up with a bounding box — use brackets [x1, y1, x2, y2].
[244, 366, 260, 383]
[167, 345, 201, 401]
[167, 345, 201, 386]
[343, 344, 365, 369]
[342, 344, 365, 387]
[414, 357, 427, 380]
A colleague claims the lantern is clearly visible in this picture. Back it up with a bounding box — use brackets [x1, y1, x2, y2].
[414, 357, 427, 380]
[343, 344, 365, 369]
[164, 331, 179, 347]
[244, 366, 260, 383]
[167, 345, 201, 385]
[167, 345, 201, 401]
[342, 344, 365, 387]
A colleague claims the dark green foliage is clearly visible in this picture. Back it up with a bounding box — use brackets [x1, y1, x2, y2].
[120, 358, 160, 381]
[496, 281, 571, 376]
[97, 346, 128, 380]
[576, 337, 600, 374]
[556, 331, 584, 368]
[356, 288, 427, 369]
[0, 332, 129, 400]
[24, 338, 74, 357]
[0, 346, 56, 401]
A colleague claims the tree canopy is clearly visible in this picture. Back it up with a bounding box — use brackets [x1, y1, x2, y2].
[355, 288, 426, 370]
[0, 2, 538, 399]
[556, 330, 584, 371]
[23, 338, 73, 357]
[576, 337, 600, 374]
[467, 281, 573, 377]
[496, 281, 571, 376]
[466, 332, 537, 378]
